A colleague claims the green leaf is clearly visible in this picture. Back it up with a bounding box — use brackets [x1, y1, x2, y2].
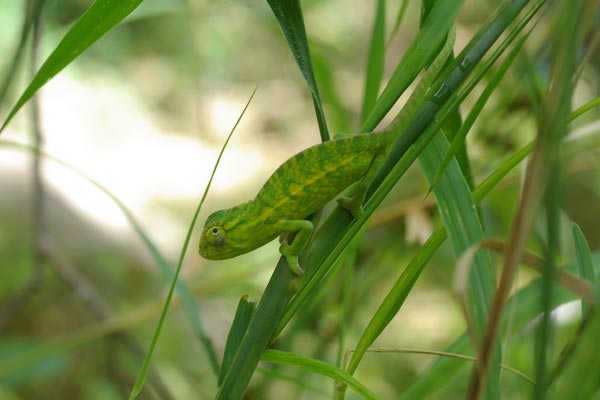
[420, 132, 500, 399]
[1, 0, 146, 132]
[261, 350, 379, 400]
[265, 0, 329, 141]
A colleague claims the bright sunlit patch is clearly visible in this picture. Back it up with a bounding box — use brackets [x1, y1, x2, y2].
[29, 74, 263, 239]
[523, 300, 582, 332]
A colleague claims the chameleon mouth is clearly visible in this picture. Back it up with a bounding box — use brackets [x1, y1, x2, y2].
[199, 241, 239, 260]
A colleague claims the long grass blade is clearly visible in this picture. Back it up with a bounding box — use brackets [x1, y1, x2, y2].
[421, 133, 500, 399]
[261, 349, 379, 400]
[360, 0, 386, 125]
[129, 87, 257, 399]
[265, 0, 329, 141]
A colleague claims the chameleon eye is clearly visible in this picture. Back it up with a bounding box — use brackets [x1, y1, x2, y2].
[206, 225, 227, 246]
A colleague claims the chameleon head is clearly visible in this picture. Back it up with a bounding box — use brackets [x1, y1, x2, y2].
[199, 206, 253, 260]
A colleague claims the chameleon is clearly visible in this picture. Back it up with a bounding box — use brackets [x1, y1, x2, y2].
[199, 130, 392, 274]
[199, 28, 455, 275]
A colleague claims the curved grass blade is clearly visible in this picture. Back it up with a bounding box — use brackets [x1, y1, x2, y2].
[1, 0, 146, 132]
[265, 0, 329, 141]
[261, 349, 379, 400]
[569, 96, 600, 121]
[346, 348, 535, 386]
[129, 87, 257, 399]
[482, 240, 594, 301]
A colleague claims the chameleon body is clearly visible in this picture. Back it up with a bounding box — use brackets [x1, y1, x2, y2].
[199, 130, 395, 274]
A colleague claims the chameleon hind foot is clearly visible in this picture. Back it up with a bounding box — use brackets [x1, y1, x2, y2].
[287, 257, 304, 275]
[337, 196, 364, 219]
[277, 220, 313, 275]
[279, 243, 304, 275]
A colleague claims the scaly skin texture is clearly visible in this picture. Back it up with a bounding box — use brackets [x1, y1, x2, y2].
[199, 130, 394, 274]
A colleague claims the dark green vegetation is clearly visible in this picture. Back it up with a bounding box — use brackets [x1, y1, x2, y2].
[1, 0, 600, 399]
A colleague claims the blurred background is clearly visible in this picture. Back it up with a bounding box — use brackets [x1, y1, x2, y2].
[1, 0, 599, 399]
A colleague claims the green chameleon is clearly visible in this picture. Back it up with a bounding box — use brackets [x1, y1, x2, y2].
[199, 29, 455, 275]
[199, 130, 391, 274]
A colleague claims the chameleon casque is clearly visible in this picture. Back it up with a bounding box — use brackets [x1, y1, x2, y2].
[199, 28, 455, 275]
[198, 130, 394, 275]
